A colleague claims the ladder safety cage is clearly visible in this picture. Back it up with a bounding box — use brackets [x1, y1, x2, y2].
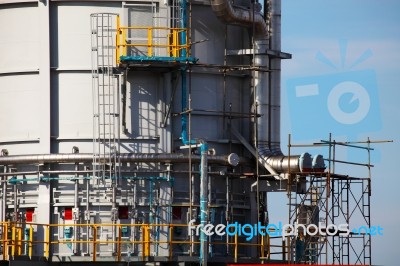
[91, 13, 121, 181]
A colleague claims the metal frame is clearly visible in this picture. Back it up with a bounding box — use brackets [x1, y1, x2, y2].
[286, 134, 378, 265]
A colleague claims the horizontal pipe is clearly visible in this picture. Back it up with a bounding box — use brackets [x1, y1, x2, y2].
[0, 153, 242, 166]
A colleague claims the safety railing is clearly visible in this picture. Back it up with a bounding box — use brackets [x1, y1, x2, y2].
[0, 222, 286, 261]
[115, 16, 190, 65]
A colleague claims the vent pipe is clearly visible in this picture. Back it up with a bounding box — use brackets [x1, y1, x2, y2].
[211, 0, 318, 173]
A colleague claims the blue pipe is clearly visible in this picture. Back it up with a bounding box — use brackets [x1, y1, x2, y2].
[181, 68, 196, 146]
[199, 142, 208, 265]
[179, 0, 196, 146]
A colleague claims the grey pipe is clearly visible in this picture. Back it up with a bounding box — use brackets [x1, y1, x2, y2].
[269, 0, 282, 156]
[0, 153, 241, 166]
[211, 0, 314, 173]
[1, 166, 7, 222]
[13, 176, 17, 221]
[74, 163, 79, 209]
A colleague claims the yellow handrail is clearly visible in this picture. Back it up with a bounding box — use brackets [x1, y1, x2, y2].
[0, 221, 284, 261]
[115, 15, 191, 65]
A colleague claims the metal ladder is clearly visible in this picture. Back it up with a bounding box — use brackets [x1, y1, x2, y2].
[288, 175, 328, 264]
[91, 13, 121, 180]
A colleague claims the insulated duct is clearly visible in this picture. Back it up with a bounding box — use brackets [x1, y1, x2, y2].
[211, 0, 321, 173]
[210, 0, 268, 39]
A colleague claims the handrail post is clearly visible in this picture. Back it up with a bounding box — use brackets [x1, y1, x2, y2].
[28, 225, 33, 258]
[44, 225, 50, 259]
[172, 30, 178, 57]
[11, 224, 15, 257]
[93, 225, 97, 262]
[234, 232, 238, 262]
[142, 225, 150, 259]
[122, 27, 127, 58]
[261, 233, 264, 258]
[17, 226, 22, 255]
[4, 222, 8, 260]
[116, 15, 120, 65]
[147, 28, 153, 56]
[169, 226, 173, 259]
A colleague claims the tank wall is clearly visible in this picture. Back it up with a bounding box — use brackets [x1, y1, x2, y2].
[0, 3, 39, 70]
[0, 3, 41, 152]
[51, 2, 122, 68]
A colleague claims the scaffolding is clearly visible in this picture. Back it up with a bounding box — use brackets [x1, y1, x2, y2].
[284, 133, 386, 265]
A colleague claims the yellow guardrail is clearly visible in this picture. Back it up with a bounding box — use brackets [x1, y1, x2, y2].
[116, 15, 190, 65]
[0, 221, 282, 261]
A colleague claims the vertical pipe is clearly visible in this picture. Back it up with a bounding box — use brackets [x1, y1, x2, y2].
[180, 68, 195, 145]
[190, 166, 195, 255]
[1, 166, 7, 222]
[74, 163, 79, 254]
[269, 0, 283, 155]
[254, 38, 270, 155]
[199, 142, 208, 266]
[112, 181, 117, 253]
[85, 168, 90, 255]
[13, 177, 17, 221]
[179, 0, 195, 145]
[149, 180, 153, 224]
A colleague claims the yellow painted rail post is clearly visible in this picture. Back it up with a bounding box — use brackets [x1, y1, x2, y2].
[147, 28, 153, 56]
[44, 225, 50, 259]
[234, 232, 238, 261]
[17, 226, 22, 255]
[11, 224, 15, 256]
[28, 225, 33, 258]
[4, 222, 8, 260]
[168, 226, 173, 259]
[261, 233, 265, 258]
[172, 30, 178, 57]
[116, 15, 120, 65]
[142, 225, 150, 260]
[92, 225, 97, 262]
[122, 27, 127, 58]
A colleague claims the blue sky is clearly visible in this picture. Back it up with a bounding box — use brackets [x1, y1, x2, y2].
[278, 1, 400, 265]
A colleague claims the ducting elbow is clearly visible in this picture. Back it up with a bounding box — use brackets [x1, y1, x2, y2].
[260, 147, 313, 174]
[210, 0, 268, 39]
[312, 154, 326, 173]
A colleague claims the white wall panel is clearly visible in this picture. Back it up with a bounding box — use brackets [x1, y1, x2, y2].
[53, 2, 121, 68]
[0, 3, 39, 71]
[56, 72, 93, 138]
[0, 74, 40, 139]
